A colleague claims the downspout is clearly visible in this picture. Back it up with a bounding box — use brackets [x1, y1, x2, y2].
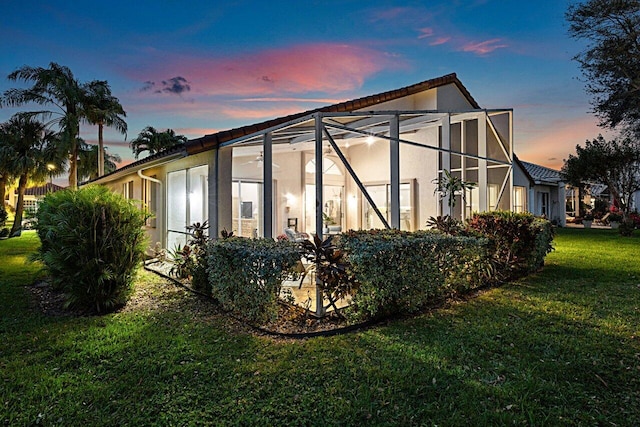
[138, 168, 162, 186]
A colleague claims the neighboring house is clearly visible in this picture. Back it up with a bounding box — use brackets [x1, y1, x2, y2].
[90, 72, 550, 249]
[514, 159, 566, 226]
[7, 183, 65, 213]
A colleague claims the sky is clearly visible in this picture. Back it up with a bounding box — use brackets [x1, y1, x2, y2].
[0, 0, 609, 181]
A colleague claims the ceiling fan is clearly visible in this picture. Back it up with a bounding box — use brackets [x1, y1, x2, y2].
[240, 151, 280, 168]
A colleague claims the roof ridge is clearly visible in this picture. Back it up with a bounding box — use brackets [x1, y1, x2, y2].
[187, 73, 478, 155]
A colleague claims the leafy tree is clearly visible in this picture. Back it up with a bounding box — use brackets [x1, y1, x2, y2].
[0, 115, 58, 236]
[129, 126, 187, 159]
[77, 141, 122, 182]
[83, 80, 127, 177]
[562, 135, 640, 220]
[1, 63, 85, 188]
[567, 0, 640, 134]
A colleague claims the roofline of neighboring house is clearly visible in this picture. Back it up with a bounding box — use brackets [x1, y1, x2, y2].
[186, 72, 479, 155]
[84, 144, 187, 186]
[516, 156, 565, 186]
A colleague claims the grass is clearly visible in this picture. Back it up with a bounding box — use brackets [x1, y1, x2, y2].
[1, 228, 639, 426]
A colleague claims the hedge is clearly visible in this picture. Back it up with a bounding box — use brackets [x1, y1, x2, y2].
[207, 237, 300, 323]
[338, 230, 492, 320]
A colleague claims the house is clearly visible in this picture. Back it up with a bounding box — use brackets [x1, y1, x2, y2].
[91, 73, 555, 250]
[6, 183, 65, 213]
[514, 159, 566, 226]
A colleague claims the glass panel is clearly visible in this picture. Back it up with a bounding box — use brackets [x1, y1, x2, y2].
[305, 184, 316, 234]
[466, 187, 480, 218]
[305, 158, 342, 175]
[399, 183, 411, 231]
[451, 123, 462, 169]
[234, 181, 262, 238]
[363, 184, 388, 229]
[167, 231, 187, 251]
[323, 185, 343, 229]
[188, 165, 208, 226]
[513, 186, 526, 213]
[167, 170, 187, 234]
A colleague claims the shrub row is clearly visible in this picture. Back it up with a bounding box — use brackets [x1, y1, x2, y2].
[466, 211, 554, 280]
[196, 212, 553, 323]
[338, 230, 492, 320]
[207, 237, 300, 323]
[36, 186, 150, 312]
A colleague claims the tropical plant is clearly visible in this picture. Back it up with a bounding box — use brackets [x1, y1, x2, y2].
[168, 244, 195, 280]
[168, 221, 211, 293]
[77, 141, 122, 181]
[0, 115, 58, 237]
[299, 234, 359, 316]
[35, 186, 150, 313]
[1, 63, 85, 188]
[425, 215, 464, 235]
[129, 126, 187, 159]
[567, 0, 640, 134]
[82, 80, 127, 177]
[433, 169, 476, 213]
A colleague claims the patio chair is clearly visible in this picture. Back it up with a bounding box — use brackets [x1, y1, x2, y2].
[284, 227, 307, 242]
[596, 212, 610, 225]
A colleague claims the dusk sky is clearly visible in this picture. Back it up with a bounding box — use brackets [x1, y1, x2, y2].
[1, 0, 609, 177]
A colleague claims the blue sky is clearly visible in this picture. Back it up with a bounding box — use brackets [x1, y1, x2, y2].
[0, 0, 605, 175]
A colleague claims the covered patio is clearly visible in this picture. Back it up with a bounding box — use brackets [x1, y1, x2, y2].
[186, 109, 513, 245]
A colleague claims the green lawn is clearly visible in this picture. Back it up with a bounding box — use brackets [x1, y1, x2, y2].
[1, 228, 639, 426]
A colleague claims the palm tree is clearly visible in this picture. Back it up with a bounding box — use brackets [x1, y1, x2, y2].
[83, 80, 127, 177]
[77, 142, 122, 182]
[1, 63, 84, 189]
[129, 126, 187, 159]
[0, 115, 58, 236]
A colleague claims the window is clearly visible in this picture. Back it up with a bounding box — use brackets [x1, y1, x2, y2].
[122, 180, 134, 199]
[144, 176, 158, 228]
[540, 192, 550, 217]
[513, 186, 526, 213]
[167, 166, 208, 249]
[488, 184, 500, 211]
[362, 182, 412, 230]
[232, 180, 263, 238]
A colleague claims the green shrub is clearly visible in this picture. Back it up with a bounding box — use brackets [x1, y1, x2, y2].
[35, 186, 150, 313]
[466, 211, 554, 279]
[0, 227, 9, 238]
[207, 238, 300, 323]
[338, 229, 491, 320]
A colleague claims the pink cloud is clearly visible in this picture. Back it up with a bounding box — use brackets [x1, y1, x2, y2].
[220, 105, 308, 120]
[126, 43, 397, 97]
[430, 37, 451, 46]
[174, 127, 220, 138]
[460, 38, 508, 55]
[417, 27, 434, 39]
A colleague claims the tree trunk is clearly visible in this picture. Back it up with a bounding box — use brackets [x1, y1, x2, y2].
[98, 122, 104, 177]
[0, 177, 6, 212]
[10, 173, 27, 237]
[69, 136, 78, 190]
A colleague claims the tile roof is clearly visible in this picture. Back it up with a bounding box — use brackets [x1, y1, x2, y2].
[21, 183, 66, 197]
[187, 73, 478, 155]
[520, 161, 562, 183]
[83, 143, 187, 185]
